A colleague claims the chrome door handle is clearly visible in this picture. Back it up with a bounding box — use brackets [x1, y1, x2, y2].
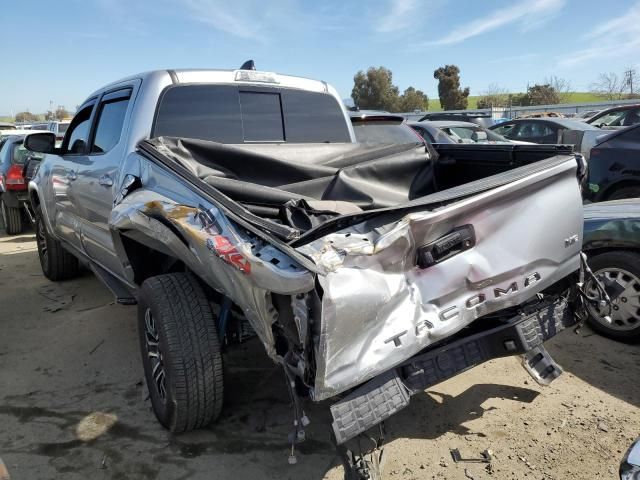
[66, 170, 77, 181]
[99, 174, 113, 187]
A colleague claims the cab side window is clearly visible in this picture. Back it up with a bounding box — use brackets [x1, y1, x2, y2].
[91, 90, 131, 154]
[63, 105, 94, 155]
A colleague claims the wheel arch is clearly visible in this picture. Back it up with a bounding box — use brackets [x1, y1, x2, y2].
[599, 178, 640, 201]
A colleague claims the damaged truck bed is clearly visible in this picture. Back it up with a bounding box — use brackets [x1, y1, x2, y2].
[24, 68, 602, 478]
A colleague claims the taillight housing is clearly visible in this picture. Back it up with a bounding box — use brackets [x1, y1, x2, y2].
[5, 164, 27, 191]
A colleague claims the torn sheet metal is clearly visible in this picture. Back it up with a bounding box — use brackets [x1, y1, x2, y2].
[300, 158, 584, 400]
[110, 189, 313, 360]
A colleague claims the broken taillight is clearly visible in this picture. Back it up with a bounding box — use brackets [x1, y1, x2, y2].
[5, 164, 27, 191]
[206, 235, 251, 274]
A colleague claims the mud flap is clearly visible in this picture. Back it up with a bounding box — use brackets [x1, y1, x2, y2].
[522, 345, 563, 386]
[331, 371, 409, 446]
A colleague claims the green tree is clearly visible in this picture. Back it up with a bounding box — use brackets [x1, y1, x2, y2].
[398, 87, 429, 112]
[476, 83, 508, 109]
[509, 93, 529, 106]
[55, 106, 71, 120]
[433, 65, 470, 110]
[351, 66, 400, 111]
[525, 84, 560, 105]
[15, 111, 38, 123]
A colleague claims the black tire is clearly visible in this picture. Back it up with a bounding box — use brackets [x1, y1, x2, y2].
[586, 250, 640, 342]
[34, 206, 79, 281]
[138, 273, 224, 433]
[607, 186, 640, 201]
[1, 197, 23, 235]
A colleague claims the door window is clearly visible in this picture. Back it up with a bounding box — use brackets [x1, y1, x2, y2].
[515, 122, 554, 139]
[492, 123, 516, 137]
[63, 105, 94, 155]
[91, 93, 130, 154]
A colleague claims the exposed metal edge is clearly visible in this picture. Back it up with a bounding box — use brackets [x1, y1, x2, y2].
[136, 141, 319, 273]
[291, 154, 578, 246]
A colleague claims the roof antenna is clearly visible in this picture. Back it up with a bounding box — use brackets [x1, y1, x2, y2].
[239, 60, 256, 71]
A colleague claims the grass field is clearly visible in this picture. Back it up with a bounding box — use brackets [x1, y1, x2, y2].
[427, 92, 605, 111]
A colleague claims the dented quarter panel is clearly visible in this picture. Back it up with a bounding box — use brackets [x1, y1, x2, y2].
[110, 154, 314, 359]
[300, 158, 584, 400]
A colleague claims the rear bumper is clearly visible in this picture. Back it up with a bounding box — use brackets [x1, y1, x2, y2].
[330, 293, 577, 445]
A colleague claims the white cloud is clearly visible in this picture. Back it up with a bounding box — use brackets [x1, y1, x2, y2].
[377, 0, 419, 33]
[558, 1, 640, 67]
[376, 0, 445, 33]
[422, 0, 565, 46]
[178, 0, 317, 41]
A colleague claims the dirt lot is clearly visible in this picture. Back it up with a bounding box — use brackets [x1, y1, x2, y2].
[0, 229, 638, 480]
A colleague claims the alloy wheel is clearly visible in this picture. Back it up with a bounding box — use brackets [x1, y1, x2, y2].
[144, 308, 167, 402]
[587, 267, 640, 331]
[36, 217, 49, 271]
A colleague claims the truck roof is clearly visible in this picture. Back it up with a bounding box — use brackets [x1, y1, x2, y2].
[90, 68, 333, 99]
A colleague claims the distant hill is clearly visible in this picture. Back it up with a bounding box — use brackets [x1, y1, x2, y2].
[426, 92, 605, 112]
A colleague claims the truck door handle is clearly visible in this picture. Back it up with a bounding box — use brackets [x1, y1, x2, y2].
[99, 174, 113, 187]
[416, 225, 476, 269]
[66, 170, 77, 181]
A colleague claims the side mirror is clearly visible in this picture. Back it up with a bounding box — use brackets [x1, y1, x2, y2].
[24, 132, 56, 154]
[620, 437, 640, 479]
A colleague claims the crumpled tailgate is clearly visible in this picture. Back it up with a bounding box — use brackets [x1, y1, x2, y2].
[299, 156, 583, 400]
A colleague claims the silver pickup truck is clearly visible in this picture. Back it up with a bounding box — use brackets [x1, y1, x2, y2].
[24, 66, 600, 476]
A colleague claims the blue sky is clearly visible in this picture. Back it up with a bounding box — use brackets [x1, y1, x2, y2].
[2, 0, 639, 114]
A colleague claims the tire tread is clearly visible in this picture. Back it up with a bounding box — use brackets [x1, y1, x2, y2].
[140, 273, 223, 432]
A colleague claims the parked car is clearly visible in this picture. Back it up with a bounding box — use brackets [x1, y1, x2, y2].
[47, 120, 70, 142]
[0, 122, 16, 130]
[0, 133, 44, 234]
[489, 118, 599, 144]
[349, 112, 423, 144]
[519, 111, 564, 118]
[583, 199, 640, 342]
[620, 437, 640, 478]
[25, 66, 601, 477]
[587, 104, 640, 129]
[409, 120, 519, 144]
[583, 124, 640, 201]
[417, 112, 495, 128]
[579, 109, 602, 120]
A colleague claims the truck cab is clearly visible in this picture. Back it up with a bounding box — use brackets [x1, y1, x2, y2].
[29, 68, 354, 280]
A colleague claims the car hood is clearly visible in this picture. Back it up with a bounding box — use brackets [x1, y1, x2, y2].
[583, 200, 640, 250]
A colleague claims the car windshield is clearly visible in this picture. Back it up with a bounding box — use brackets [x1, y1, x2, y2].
[351, 121, 421, 144]
[441, 125, 509, 143]
[58, 123, 69, 134]
[589, 110, 626, 126]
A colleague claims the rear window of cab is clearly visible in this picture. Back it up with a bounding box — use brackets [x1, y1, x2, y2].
[153, 84, 350, 144]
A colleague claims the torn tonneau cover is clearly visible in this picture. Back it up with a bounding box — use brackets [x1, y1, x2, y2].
[138, 137, 585, 401]
[144, 136, 436, 230]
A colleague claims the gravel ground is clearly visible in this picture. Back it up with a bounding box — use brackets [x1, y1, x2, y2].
[0, 230, 638, 479]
